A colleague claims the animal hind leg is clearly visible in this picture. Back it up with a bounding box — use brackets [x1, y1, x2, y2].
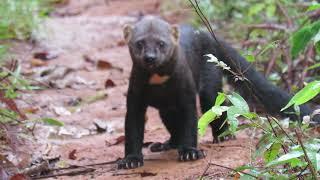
[149, 109, 179, 152]
[199, 64, 234, 143]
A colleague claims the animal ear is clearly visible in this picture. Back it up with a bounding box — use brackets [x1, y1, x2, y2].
[171, 25, 179, 43]
[123, 24, 133, 43]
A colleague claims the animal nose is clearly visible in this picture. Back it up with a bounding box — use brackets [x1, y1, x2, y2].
[144, 55, 156, 64]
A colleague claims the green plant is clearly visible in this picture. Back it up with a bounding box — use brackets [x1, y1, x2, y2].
[0, 0, 51, 41]
[0, 0, 61, 151]
[198, 79, 320, 179]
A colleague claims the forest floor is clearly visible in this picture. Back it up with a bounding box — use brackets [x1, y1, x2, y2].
[9, 0, 256, 179]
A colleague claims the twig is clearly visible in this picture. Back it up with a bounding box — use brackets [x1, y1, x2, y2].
[247, 24, 289, 31]
[270, 117, 297, 145]
[296, 148, 320, 179]
[112, 171, 157, 177]
[265, 49, 277, 76]
[208, 163, 257, 178]
[242, 39, 268, 48]
[295, 129, 317, 179]
[32, 168, 95, 179]
[199, 163, 211, 179]
[266, 115, 288, 154]
[281, 45, 293, 91]
[188, 0, 243, 77]
[51, 159, 119, 171]
[276, 1, 293, 28]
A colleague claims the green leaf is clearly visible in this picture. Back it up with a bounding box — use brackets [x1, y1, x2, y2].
[215, 92, 226, 106]
[306, 62, 320, 71]
[309, 151, 320, 171]
[307, 4, 320, 12]
[264, 142, 281, 163]
[227, 106, 240, 133]
[4, 88, 18, 99]
[266, 4, 276, 18]
[281, 80, 320, 111]
[42, 118, 64, 127]
[248, 3, 265, 16]
[244, 54, 255, 63]
[291, 21, 320, 58]
[212, 106, 229, 116]
[198, 92, 227, 136]
[198, 109, 216, 136]
[267, 151, 304, 167]
[314, 30, 320, 44]
[227, 92, 250, 113]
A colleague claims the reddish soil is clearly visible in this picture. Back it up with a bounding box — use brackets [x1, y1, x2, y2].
[7, 0, 255, 179]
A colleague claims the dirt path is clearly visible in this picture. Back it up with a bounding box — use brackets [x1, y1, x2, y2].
[12, 0, 253, 179]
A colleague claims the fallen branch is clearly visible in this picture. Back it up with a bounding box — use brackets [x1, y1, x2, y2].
[32, 167, 95, 179]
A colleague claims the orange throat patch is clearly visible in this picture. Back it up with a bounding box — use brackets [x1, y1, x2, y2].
[149, 74, 170, 85]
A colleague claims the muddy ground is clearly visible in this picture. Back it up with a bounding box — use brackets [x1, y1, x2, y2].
[8, 0, 256, 179]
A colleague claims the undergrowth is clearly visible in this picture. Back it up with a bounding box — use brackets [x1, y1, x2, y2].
[191, 0, 320, 179]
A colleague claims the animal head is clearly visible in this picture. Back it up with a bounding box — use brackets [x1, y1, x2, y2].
[123, 16, 179, 71]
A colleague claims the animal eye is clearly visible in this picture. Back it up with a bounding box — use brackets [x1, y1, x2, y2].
[159, 41, 166, 48]
[136, 40, 144, 48]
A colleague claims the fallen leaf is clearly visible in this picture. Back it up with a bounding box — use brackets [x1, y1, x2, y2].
[22, 107, 39, 114]
[31, 58, 48, 67]
[97, 60, 112, 70]
[140, 171, 157, 177]
[105, 79, 116, 89]
[10, 174, 28, 180]
[68, 149, 77, 160]
[33, 52, 58, 60]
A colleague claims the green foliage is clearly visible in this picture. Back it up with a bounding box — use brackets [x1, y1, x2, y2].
[42, 118, 64, 127]
[0, 0, 54, 150]
[290, 20, 320, 58]
[198, 92, 256, 136]
[0, 0, 49, 40]
[198, 85, 320, 178]
[282, 80, 320, 111]
[198, 92, 227, 136]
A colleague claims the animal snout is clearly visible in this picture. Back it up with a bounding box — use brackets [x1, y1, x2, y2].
[144, 54, 156, 64]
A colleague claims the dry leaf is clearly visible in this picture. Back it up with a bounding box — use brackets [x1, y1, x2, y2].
[105, 79, 116, 89]
[97, 60, 112, 70]
[140, 171, 157, 177]
[22, 107, 39, 114]
[31, 58, 48, 67]
[33, 52, 58, 60]
[68, 149, 77, 160]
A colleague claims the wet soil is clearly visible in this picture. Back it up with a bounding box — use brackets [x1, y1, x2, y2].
[8, 0, 255, 179]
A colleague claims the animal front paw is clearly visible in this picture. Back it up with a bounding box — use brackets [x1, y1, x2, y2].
[117, 155, 143, 169]
[178, 147, 205, 161]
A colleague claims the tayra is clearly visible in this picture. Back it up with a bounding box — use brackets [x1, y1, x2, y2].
[118, 16, 319, 169]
